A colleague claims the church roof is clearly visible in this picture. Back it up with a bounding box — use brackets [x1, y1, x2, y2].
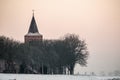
[28, 15, 39, 33]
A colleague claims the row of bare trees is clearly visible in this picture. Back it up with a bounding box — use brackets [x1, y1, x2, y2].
[0, 34, 89, 74]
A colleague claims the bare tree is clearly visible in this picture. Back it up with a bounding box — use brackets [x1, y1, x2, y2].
[62, 34, 89, 74]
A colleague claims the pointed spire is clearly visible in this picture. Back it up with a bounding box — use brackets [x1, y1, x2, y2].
[32, 9, 34, 16]
[28, 10, 39, 33]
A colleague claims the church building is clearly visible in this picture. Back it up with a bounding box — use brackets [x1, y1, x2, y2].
[23, 12, 66, 74]
[24, 12, 48, 74]
[24, 12, 43, 43]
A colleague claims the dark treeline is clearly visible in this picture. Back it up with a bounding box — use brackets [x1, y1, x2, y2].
[0, 34, 88, 74]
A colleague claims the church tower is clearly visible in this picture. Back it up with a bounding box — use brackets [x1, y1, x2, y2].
[24, 12, 43, 43]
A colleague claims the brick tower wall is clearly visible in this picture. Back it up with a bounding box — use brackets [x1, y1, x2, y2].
[24, 35, 43, 43]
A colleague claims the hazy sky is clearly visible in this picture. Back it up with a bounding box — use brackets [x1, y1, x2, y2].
[0, 0, 120, 74]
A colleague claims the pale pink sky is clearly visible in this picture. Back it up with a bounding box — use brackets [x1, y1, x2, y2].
[0, 0, 120, 74]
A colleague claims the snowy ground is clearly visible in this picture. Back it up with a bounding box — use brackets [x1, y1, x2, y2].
[0, 74, 120, 80]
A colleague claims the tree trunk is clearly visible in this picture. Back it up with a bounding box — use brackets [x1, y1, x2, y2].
[58, 67, 63, 74]
[70, 67, 74, 75]
[69, 64, 75, 75]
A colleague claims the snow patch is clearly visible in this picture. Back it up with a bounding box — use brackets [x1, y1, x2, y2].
[0, 74, 120, 80]
[25, 32, 42, 36]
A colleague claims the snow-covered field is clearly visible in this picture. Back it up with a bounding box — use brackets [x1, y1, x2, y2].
[0, 74, 120, 80]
